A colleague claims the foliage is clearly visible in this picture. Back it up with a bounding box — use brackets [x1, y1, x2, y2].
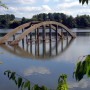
[57, 74, 67, 90]
[0, 13, 90, 29]
[73, 55, 90, 81]
[0, 1, 8, 9]
[79, 0, 89, 4]
[0, 14, 15, 28]
[4, 70, 31, 90]
[31, 13, 90, 28]
[9, 21, 21, 28]
[4, 70, 67, 90]
[75, 15, 90, 27]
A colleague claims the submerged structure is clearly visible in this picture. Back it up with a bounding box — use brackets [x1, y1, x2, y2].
[0, 21, 76, 45]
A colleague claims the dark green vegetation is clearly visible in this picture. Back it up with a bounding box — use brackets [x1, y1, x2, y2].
[4, 70, 67, 90]
[73, 55, 90, 81]
[0, 13, 90, 29]
[31, 13, 90, 28]
[0, 14, 15, 28]
[79, 0, 89, 4]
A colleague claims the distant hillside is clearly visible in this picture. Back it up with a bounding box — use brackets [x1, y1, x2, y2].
[15, 17, 22, 19]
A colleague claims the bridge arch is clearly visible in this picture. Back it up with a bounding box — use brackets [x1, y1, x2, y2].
[0, 22, 31, 44]
[0, 21, 76, 45]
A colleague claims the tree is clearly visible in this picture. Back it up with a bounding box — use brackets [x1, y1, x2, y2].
[0, 1, 8, 9]
[79, 0, 89, 4]
[21, 17, 26, 24]
[10, 14, 15, 21]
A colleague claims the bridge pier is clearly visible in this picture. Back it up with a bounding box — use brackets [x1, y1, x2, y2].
[26, 44, 29, 53]
[35, 42, 37, 55]
[56, 39, 58, 55]
[35, 29, 37, 40]
[13, 35, 15, 40]
[56, 25, 58, 40]
[30, 32, 32, 41]
[66, 32, 69, 42]
[22, 41, 24, 49]
[30, 41, 32, 54]
[22, 28, 24, 44]
[49, 40, 52, 56]
[43, 25, 46, 41]
[61, 39, 63, 51]
[49, 24, 52, 40]
[37, 28, 39, 40]
[67, 32, 68, 38]
[26, 35, 28, 44]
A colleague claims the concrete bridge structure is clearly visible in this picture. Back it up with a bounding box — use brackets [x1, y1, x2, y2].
[0, 21, 76, 45]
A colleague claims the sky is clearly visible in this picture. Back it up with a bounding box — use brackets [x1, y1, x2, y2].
[0, 0, 90, 18]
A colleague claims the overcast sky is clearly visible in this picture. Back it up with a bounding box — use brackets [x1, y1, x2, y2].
[0, 0, 90, 18]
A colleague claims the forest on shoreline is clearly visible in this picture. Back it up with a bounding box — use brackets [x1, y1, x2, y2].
[0, 13, 90, 29]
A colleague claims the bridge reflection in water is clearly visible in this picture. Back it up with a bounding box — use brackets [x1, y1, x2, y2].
[0, 38, 74, 60]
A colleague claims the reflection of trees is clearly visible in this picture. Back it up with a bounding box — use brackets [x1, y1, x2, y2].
[73, 55, 90, 81]
[4, 70, 67, 90]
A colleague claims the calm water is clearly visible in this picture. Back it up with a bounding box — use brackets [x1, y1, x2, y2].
[0, 28, 90, 90]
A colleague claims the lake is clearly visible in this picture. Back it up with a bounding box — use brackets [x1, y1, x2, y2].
[0, 28, 90, 90]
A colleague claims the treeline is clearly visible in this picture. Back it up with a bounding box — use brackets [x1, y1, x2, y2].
[31, 13, 90, 28]
[0, 14, 15, 28]
[0, 13, 90, 29]
[0, 14, 30, 28]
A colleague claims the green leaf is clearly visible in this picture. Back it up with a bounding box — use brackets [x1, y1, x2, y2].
[14, 80, 17, 85]
[4, 70, 11, 77]
[10, 72, 15, 80]
[86, 0, 88, 4]
[0, 1, 8, 9]
[86, 66, 90, 78]
[28, 84, 30, 90]
[79, 0, 82, 3]
[24, 81, 30, 88]
[21, 82, 24, 90]
[79, 0, 89, 4]
[17, 77, 22, 88]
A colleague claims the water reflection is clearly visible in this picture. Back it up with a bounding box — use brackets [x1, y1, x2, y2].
[0, 38, 74, 60]
[3, 54, 90, 90]
[24, 66, 51, 76]
[3, 49, 90, 90]
[0, 61, 2, 64]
